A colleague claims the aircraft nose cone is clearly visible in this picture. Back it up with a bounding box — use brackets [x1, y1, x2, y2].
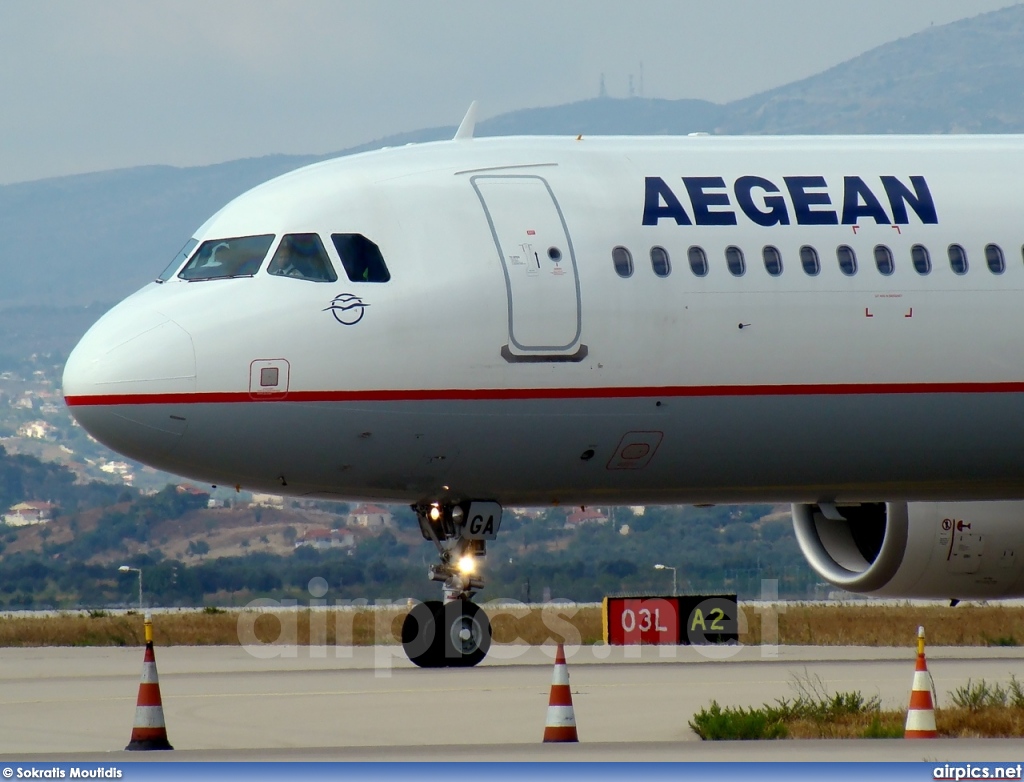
[63, 308, 196, 461]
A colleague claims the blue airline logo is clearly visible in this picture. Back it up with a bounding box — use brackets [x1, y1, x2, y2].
[642, 175, 938, 227]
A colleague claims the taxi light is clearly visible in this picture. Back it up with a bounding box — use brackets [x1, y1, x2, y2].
[458, 555, 476, 575]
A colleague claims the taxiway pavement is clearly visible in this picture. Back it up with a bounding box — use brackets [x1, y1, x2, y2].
[2, 644, 1023, 760]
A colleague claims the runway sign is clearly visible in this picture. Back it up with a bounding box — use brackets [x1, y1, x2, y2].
[603, 594, 739, 645]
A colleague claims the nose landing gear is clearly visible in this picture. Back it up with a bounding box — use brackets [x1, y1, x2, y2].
[401, 501, 502, 668]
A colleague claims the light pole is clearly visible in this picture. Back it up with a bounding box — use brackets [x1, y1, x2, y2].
[118, 565, 143, 611]
[653, 563, 677, 595]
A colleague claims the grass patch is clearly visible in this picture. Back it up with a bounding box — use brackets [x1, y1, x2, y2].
[742, 604, 1024, 647]
[982, 633, 1019, 647]
[691, 672, 886, 740]
[690, 701, 788, 740]
[1, 603, 1024, 647]
[861, 716, 905, 738]
[937, 705, 1024, 737]
[0, 603, 603, 647]
[950, 677, 1024, 710]
[692, 674, 1024, 739]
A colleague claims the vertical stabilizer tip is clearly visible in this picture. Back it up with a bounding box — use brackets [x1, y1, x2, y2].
[454, 101, 478, 141]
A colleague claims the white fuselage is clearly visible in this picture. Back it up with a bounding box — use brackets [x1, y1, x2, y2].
[63, 135, 1024, 506]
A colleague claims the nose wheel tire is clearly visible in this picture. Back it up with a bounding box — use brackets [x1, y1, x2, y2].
[401, 600, 444, 668]
[443, 600, 491, 668]
[402, 599, 491, 668]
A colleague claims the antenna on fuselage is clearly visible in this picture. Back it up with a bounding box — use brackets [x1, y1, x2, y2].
[453, 101, 478, 141]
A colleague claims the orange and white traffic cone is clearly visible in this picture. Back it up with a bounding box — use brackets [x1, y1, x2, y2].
[543, 643, 578, 743]
[126, 612, 173, 751]
[904, 625, 937, 739]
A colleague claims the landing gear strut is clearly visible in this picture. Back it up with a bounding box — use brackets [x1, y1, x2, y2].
[401, 501, 502, 668]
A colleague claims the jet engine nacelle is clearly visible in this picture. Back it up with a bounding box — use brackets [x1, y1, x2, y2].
[792, 501, 1024, 599]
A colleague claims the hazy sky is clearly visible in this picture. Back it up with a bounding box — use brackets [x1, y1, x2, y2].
[0, 1, 1018, 184]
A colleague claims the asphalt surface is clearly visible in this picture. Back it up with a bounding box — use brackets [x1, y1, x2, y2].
[1, 644, 1023, 760]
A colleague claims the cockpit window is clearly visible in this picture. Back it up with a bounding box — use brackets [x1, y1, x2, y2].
[267, 234, 338, 282]
[178, 235, 275, 281]
[332, 234, 391, 282]
[157, 238, 198, 282]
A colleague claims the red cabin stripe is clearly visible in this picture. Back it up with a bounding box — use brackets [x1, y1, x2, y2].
[64, 380, 1024, 409]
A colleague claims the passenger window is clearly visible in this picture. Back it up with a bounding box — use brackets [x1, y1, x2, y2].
[948, 244, 969, 275]
[158, 238, 198, 282]
[762, 246, 783, 277]
[612, 246, 634, 278]
[650, 246, 671, 277]
[332, 234, 391, 283]
[837, 245, 857, 276]
[873, 245, 894, 276]
[800, 245, 820, 276]
[268, 234, 338, 282]
[687, 246, 709, 277]
[725, 246, 745, 277]
[985, 244, 1005, 274]
[178, 235, 275, 281]
[911, 244, 931, 275]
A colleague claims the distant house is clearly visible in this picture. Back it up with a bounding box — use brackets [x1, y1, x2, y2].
[295, 528, 355, 550]
[17, 420, 56, 439]
[346, 504, 393, 531]
[509, 508, 544, 520]
[565, 508, 608, 527]
[100, 460, 134, 485]
[250, 493, 285, 508]
[4, 501, 56, 526]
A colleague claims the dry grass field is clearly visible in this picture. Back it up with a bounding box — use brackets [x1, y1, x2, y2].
[1, 602, 1022, 648]
[762, 706, 1024, 739]
[742, 603, 1024, 647]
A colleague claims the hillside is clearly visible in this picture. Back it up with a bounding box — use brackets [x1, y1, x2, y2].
[721, 5, 1024, 134]
[2, 6, 1024, 313]
[2, 501, 358, 562]
[0, 489, 811, 608]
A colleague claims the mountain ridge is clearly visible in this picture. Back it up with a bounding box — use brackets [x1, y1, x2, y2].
[3, 5, 1024, 314]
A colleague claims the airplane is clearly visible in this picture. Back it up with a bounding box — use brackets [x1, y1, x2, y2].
[62, 105, 1024, 667]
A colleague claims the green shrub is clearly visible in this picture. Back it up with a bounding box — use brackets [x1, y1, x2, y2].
[692, 672, 883, 741]
[951, 679, 1007, 711]
[982, 634, 1019, 647]
[1009, 676, 1024, 709]
[861, 716, 904, 738]
[689, 701, 787, 740]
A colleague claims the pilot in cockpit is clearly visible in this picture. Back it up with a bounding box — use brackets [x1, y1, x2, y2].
[267, 234, 337, 282]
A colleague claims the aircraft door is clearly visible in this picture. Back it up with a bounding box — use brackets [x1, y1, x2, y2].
[472, 175, 586, 362]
